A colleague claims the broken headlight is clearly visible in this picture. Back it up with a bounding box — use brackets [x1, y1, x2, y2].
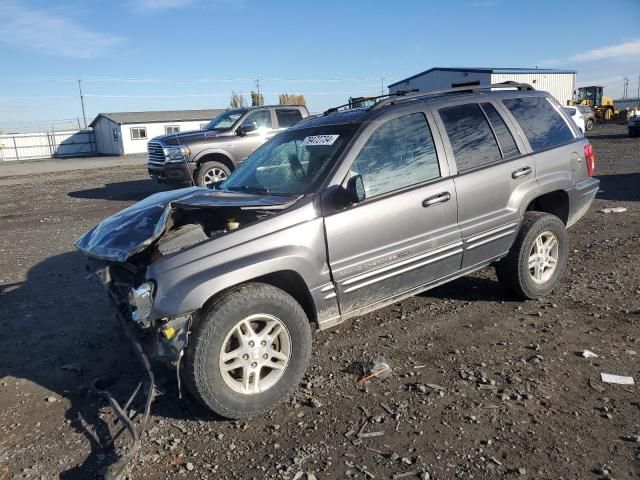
[129, 281, 154, 326]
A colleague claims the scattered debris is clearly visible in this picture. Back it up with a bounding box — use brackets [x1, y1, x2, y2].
[601, 373, 635, 385]
[357, 356, 391, 384]
[45, 396, 57, 403]
[392, 471, 420, 479]
[578, 350, 599, 358]
[622, 434, 640, 443]
[600, 207, 627, 213]
[358, 431, 384, 438]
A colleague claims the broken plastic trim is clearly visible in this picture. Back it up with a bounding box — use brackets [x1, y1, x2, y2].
[92, 295, 156, 480]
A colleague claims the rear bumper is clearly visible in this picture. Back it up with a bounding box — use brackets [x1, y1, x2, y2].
[567, 177, 600, 228]
[148, 161, 195, 184]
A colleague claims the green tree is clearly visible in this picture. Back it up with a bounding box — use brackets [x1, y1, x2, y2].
[250, 90, 264, 106]
[230, 91, 247, 108]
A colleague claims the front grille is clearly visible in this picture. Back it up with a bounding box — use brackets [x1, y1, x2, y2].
[147, 141, 166, 166]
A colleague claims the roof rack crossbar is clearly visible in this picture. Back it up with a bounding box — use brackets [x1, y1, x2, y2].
[369, 82, 534, 110]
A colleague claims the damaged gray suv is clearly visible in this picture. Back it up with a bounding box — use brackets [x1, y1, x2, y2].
[77, 84, 599, 420]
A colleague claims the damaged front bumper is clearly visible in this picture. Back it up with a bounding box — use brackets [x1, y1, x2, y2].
[92, 266, 194, 479]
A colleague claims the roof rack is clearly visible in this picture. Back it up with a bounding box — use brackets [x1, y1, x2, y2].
[369, 82, 534, 110]
[321, 91, 419, 116]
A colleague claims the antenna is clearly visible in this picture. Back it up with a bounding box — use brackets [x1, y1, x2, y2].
[77, 78, 88, 129]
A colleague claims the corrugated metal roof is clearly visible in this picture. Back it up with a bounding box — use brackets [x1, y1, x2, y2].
[90, 109, 226, 127]
[388, 67, 577, 88]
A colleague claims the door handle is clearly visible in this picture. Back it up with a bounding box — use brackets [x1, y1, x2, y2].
[511, 166, 532, 179]
[422, 192, 451, 207]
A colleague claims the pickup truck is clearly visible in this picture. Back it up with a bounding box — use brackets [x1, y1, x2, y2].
[147, 105, 309, 187]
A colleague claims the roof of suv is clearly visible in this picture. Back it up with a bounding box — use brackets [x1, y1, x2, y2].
[293, 83, 544, 130]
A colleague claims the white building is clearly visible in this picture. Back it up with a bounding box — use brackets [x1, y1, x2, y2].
[388, 67, 576, 106]
[90, 109, 225, 155]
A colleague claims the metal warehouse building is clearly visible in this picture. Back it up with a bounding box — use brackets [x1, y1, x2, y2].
[90, 109, 224, 155]
[388, 67, 576, 106]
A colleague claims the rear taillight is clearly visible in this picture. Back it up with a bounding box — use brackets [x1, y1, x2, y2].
[584, 143, 596, 176]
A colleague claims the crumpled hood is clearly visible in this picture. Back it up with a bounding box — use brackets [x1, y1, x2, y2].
[74, 187, 297, 262]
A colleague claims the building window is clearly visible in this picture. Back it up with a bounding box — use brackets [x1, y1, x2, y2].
[165, 125, 180, 134]
[200, 123, 208, 130]
[130, 127, 147, 140]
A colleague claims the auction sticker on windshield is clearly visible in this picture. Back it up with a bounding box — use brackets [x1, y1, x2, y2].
[303, 135, 339, 146]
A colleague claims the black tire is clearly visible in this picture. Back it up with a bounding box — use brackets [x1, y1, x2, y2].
[184, 283, 312, 419]
[194, 161, 231, 187]
[585, 119, 594, 131]
[495, 212, 568, 300]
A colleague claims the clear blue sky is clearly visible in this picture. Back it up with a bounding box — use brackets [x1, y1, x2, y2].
[1, 0, 639, 132]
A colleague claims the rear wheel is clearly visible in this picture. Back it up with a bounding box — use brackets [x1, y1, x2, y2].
[495, 212, 568, 300]
[184, 283, 312, 419]
[585, 118, 594, 131]
[195, 161, 230, 187]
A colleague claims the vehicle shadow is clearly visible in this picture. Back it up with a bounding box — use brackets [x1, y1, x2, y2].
[68, 180, 174, 202]
[587, 133, 631, 140]
[0, 251, 218, 479]
[595, 173, 640, 202]
[420, 272, 508, 303]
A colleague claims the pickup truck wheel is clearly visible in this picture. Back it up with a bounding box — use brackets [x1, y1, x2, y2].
[184, 283, 312, 419]
[195, 161, 230, 187]
[495, 212, 568, 300]
[585, 118, 594, 131]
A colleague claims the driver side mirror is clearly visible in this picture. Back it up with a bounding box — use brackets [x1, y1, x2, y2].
[345, 175, 366, 204]
[237, 119, 258, 136]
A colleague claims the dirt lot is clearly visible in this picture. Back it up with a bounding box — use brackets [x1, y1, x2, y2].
[0, 124, 638, 480]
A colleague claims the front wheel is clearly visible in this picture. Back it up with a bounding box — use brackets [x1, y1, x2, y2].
[184, 283, 312, 419]
[195, 161, 231, 187]
[495, 212, 568, 300]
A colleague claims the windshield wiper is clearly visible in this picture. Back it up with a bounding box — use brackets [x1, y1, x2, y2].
[226, 185, 270, 194]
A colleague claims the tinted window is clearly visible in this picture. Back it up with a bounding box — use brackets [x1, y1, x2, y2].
[480, 102, 520, 158]
[439, 103, 501, 171]
[276, 109, 303, 128]
[503, 97, 574, 151]
[350, 112, 440, 198]
[244, 110, 272, 129]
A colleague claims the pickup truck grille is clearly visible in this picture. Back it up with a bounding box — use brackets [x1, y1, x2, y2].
[147, 141, 166, 166]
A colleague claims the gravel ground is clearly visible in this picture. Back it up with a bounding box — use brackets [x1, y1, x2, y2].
[0, 124, 638, 480]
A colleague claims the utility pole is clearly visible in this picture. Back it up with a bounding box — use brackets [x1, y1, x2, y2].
[623, 76, 629, 99]
[255, 77, 260, 97]
[380, 76, 385, 96]
[637, 75, 639, 100]
[78, 78, 87, 129]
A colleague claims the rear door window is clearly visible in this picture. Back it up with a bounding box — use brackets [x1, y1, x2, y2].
[439, 103, 501, 172]
[276, 108, 303, 128]
[479, 102, 520, 158]
[502, 97, 574, 151]
[244, 110, 272, 129]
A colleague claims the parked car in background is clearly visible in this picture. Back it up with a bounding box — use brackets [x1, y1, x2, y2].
[147, 105, 309, 187]
[564, 107, 585, 133]
[576, 105, 595, 131]
[77, 84, 598, 420]
[629, 114, 640, 137]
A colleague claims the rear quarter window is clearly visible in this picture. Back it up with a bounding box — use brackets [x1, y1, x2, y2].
[502, 97, 575, 151]
[276, 109, 303, 128]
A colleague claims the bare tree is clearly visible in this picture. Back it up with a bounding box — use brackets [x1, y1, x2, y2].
[230, 91, 247, 108]
[251, 90, 264, 106]
[278, 93, 306, 106]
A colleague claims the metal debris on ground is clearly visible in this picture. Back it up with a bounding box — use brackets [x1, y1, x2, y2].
[600, 373, 635, 385]
[578, 350, 599, 358]
[600, 207, 627, 213]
